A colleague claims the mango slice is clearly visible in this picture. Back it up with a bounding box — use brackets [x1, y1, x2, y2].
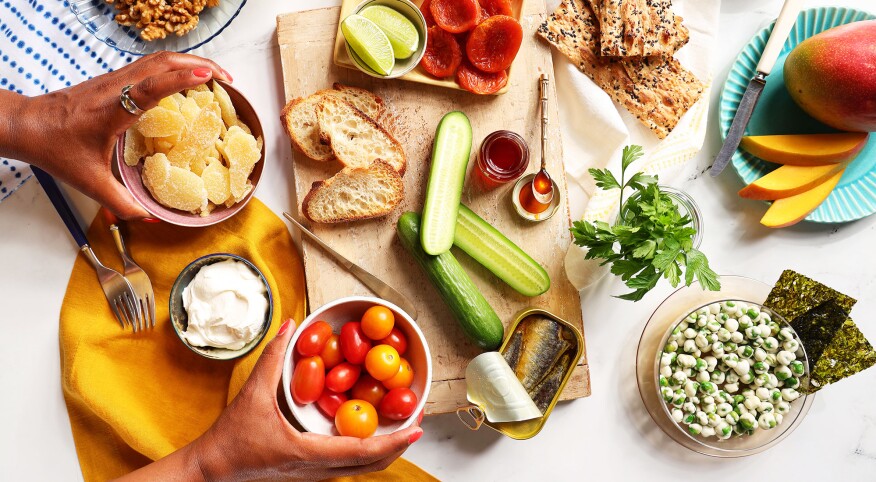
[761, 170, 844, 228]
[740, 133, 868, 166]
[739, 162, 847, 200]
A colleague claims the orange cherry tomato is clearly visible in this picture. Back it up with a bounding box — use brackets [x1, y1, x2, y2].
[351, 374, 387, 408]
[291, 356, 325, 405]
[365, 345, 401, 381]
[361, 305, 395, 340]
[379, 327, 408, 356]
[296, 320, 333, 357]
[382, 358, 414, 390]
[335, 400, 378, 438]
[320, 334, 344, 370]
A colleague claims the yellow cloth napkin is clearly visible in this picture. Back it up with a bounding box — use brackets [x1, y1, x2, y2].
[59, 198, 435, 482]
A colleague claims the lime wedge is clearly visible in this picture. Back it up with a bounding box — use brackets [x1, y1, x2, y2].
[342, 14, 395, 76]
[360, 5, 420, 60]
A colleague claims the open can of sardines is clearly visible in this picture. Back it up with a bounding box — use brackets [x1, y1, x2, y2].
[457, 308, 584, 439]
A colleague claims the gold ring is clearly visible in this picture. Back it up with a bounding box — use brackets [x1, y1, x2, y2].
[119, 84, 145, 116]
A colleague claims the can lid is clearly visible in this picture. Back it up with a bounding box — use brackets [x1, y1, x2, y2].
[464, 352, 542, 424]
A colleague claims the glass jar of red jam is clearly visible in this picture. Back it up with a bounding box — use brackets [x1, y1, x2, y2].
[475, 130, 530, 189]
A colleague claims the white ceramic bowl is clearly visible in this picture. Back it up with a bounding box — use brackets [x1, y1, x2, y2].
[282, 296, 432, 436]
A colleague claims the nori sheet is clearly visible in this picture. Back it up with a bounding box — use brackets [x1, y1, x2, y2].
[765, 270, 857, 321]
[790, 300, 849, 370]
[804, 318, 876, 393]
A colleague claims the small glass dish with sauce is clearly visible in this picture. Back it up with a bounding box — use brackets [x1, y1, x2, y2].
[512, 173, 561, 222]
[475, 130, 530, 189]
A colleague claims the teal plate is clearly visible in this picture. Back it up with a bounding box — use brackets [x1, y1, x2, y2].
[720, 7, 876, 224]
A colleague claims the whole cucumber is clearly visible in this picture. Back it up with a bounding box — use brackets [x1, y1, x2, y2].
[397, 211, 504, 350]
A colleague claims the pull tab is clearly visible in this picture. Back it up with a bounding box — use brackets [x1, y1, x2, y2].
[456, 405, 486, 431]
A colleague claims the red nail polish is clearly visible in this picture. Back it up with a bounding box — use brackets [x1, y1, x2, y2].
[193, 68, 212, 78]
[277, 320, 291, 337]
[142, 217, 160, 224]
[221, 69, 233, 82]
[408, 429, 423, 444]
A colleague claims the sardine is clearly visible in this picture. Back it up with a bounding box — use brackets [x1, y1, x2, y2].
[502, 330, 523, 370]
[529, 353, 571, 413]
[512, 315, 572, 391]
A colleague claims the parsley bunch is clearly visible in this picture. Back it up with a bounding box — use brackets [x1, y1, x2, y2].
[571, 145, 720, 301]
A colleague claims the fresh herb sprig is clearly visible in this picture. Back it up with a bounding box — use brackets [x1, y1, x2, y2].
[571, 145, 720, 301]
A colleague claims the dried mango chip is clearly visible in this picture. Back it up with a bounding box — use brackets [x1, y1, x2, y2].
[123, 128, 148, 167]
[136, 106, 186, 138]
[212, 81, 237, 128]
[142, 153, 208, 212]
[189, 90, 215, 109]
[201, 157, 231, 205]
[167, 103, 222, 170]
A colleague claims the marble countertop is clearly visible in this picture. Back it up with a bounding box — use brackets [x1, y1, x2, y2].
[2, 0, 875, 479]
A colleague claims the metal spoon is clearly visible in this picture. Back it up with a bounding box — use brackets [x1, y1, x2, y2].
[532, 73, 554, 205]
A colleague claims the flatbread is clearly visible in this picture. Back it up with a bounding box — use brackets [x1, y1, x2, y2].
[590, 0, 689, 57]
[537, 0, 703, 138]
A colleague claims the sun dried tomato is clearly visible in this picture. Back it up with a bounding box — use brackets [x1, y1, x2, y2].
[478, 0, 512, 17]
[420, 26, 463, 78]
[456, 62, 508, 95]
[430, 0, 481, 34]
[465, 15, 522, 73]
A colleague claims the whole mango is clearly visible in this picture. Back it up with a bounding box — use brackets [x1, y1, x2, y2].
[784, 20, 876, 132]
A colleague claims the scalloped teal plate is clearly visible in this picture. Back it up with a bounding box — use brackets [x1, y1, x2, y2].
[720, 7, 876, 224]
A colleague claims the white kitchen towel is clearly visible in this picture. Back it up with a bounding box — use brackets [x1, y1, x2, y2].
[0, 0, 134, 202]
[552, 0, 721, 289]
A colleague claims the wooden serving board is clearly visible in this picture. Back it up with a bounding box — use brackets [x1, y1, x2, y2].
[277, 2, 590, 415]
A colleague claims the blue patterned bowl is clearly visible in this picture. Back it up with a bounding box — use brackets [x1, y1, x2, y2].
[720, 7, 876, 224]
[69, 0, 245, 56]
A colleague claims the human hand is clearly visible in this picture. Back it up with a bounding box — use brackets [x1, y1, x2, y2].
[191, 319, 424, 482]
[12, 51, 231, 219]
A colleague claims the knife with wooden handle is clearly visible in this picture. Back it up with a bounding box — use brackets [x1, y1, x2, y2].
[283, 212, 419, 320]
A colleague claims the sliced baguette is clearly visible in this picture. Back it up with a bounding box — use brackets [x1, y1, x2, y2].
[281, 94, 335, 161]
[317, 97, 407, 174]
[326, 82, 384, 119]
[302, 160, 404, 223]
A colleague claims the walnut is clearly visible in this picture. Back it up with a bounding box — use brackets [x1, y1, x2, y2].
[105, 0, 219, 41]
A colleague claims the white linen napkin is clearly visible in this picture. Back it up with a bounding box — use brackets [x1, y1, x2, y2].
[552, 0, 721, 289]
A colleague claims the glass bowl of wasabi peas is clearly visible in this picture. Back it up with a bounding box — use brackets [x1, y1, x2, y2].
[636, 279, 816, 457]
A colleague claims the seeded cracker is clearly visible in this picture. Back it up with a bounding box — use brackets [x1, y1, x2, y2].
[536, 0, 703, 138]
[590, 0, 689, 58]
[765, 270, 856, 321]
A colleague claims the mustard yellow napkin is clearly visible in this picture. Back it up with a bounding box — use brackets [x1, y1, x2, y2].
[59, 198, 435, 481]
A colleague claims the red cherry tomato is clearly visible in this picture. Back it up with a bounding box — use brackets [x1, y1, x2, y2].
[379, 388, 419, 421]
[291, 356, 325, 405]
[335, 400, 378, 438]
[379, 327, 408, 355]
[320, 334, 344, 370]
[383, 358, 414, 390]
[296, 321, 333, 357]
[365, 345, 401, 381]
[325, 362, 362, 393]
[351, 374, 388, 408]
[316, 389, 348, 418]
[361, 305, 395, 340]
[340, 322, 372, 365]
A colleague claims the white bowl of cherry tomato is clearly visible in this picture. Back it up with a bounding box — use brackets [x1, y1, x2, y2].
[282, 296, 432, 438]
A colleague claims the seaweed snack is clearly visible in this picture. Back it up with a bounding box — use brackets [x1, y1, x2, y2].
[805, 319, 876, 393]
[788, 300, 848, 370]
[765, 270, 856, 321]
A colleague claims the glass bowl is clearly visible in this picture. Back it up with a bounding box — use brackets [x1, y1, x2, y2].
[636, 275, 815, 457]
[69, 0, 246, 56]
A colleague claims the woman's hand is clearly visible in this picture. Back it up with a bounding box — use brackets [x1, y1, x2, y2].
[118, 319, 423, 482]
[3, 51, 231, 219]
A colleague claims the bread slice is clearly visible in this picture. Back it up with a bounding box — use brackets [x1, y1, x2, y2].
[317, 97, 407, 174]
[325, 83, 384, 119]
[302, 160, 404, 223]
[281, 94, 335, 161]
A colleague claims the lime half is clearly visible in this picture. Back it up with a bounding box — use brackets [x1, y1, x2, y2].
[360, 5, 420, 60]
[342, 14, 395, 76]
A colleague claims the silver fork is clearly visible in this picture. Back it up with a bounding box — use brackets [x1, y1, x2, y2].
[105, 209, 155, 330]
[31, 167, 141, 330]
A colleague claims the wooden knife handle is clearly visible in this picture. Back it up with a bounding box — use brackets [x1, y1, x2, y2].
[757, 0, 804, 75]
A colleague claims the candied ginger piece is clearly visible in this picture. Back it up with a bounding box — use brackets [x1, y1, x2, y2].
[191, 83, 210, 93]
[256, 135, 263, 153]
[167, 104, 222, 170]
[190, 156, 208, 176]
[180, 97, 201, 127]
[144, 136, 155, 155]
[170, 92, 186, 107]
[201, 157, 231, 205]
[136, 106, 185, 138]
[142, 153, 208, 212]
[211, 81, 238, 128]
[123, 128, 148, 167]
[154, 133, 180, 155]
[225, 180, 252, 207]
[189, 90, 215, 109]
[222, 126, 261, 198]
[200, 202, 216, 217]
[235, 119, 252, 135]
[158, 96, 180, 112]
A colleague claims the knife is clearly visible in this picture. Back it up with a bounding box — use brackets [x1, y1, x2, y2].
[710, 0, 804, 177]
[283, 212, 419, 320]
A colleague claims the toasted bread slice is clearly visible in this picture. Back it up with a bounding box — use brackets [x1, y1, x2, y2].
[327, 83, 384, 119]
[281, 94, 335, 161]
[317, 97, 407, 174]
[302, 160, 404, 223]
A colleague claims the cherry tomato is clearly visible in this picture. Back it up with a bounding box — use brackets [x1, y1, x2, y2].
[340, 322, 372, 365]
[361, 305, 395, 340]
[320, 334, 344, 370]
[325, 362, 362, 393]
[351, 374, 388, 408]
[379, 328, 408, 355]
[316, 389, 348, 418]
[382, 358, 414, 390]
[291, 356, 325, 405]
[379, 388, 419, 421]
[296, 320, 333, 357]
[365, 345, 401, 381]
[335, 400, 378, 438]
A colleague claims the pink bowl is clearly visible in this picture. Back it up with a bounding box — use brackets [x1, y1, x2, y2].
[116, 80, 265, 227]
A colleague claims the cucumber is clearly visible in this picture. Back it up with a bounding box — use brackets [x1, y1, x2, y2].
[454, 204, 551, 297]
[421, 111, 473, 255]
[397, 211, 504, 350]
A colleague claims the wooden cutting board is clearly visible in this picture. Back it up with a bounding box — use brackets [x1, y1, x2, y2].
[276, 2, 590, 415]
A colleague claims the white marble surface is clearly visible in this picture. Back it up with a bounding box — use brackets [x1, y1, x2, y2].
[2, 0, 876, 480]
